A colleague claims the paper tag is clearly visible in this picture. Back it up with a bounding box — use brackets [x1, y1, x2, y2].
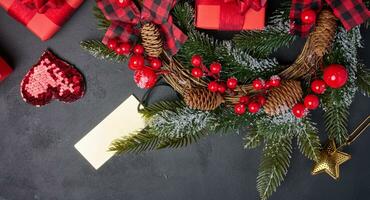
[74, 95, 145, 170]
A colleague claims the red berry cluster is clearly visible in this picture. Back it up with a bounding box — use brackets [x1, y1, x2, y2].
[252, 75, 281, 91]
[234, 94, 267, 115]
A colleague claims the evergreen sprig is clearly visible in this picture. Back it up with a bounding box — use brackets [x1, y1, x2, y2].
[139, 100, 185, 121]
[244, 129, 263, 149]
[80, 40, 128, 63]
[110, 128, 160, 153]
[172, 2, 195, 34]
[356, 64, 370, 97]
[296, 121, 321, 161]
[93, 6, 110, 31]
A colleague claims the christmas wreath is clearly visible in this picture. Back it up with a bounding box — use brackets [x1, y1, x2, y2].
[81, 0, 370, 199]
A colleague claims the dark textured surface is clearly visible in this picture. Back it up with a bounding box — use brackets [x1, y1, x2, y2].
[0, 1, 370, 200]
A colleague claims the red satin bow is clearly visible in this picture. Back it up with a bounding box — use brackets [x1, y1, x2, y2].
[21, 0, 64, 13]
[224, 0, 266, 14]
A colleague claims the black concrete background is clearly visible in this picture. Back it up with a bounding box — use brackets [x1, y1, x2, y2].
[0, 1, 369, 200]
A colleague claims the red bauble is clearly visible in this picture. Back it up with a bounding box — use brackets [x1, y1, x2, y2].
[133, 44, 145, 55]
[234, 103, 246, 115]
[208, 81, 219, 92]
[209, 62, 222, 74]
[304, 94, 320, 110]
[248, 102, 261, 113]
[134, 69, 157, 89]
[252, 78, 265, 90]
[107, 38, 119, 50]
[217, 83, 227, 94]
[311, 79, 327, 94]
[191, 67, 203, 78]
[323, 64, 348, 89]
[269, 75, 281, 87]
[301, 9, 316, 24]
[150, 58, 162, 70]
[292, 103, 306, 118]
[116, 0, 131, 7]
[191, 55, 202, 67]
[115, 43, 131, 55]
[128, 55, 145, 70]
[226, 77, 238, 89]
[239, 96, 250, 104]
[257, 95, 266, 106]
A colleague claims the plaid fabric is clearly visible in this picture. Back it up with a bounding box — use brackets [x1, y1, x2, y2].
[290, 0, 370, 37]
[97, 0, 187, 55]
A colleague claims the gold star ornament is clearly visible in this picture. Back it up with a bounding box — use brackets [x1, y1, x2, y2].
[311, 140, 351, 180]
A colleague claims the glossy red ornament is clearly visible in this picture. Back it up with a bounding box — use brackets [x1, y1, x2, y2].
[217, 83, 227, 93]
[304, 94, 320, 110]
[234, 103, 246, 115]
[134, 68, 157, 89]
[115, 43, 131, 55]
[269, 75, 281, 87]
[191, 67, 203, 78]
[301, 9, 316, 24]
[209, 62, 222, 74]
[257, 95, 266, 106]
[252, 78, 265, 90]
[248, 102, 261, 113]
[292, 103, 306, 118]
[191, 55, 202, 67]
[107, 38, 119, 50]
[208, 81, 219, 92]
[116, 0, 131, 7]
[150, 58, 162, 70]
[128, 55, 145, 70]
[323, 64, 348, 89]
[311, 79, 327, 94]
[226, 77, 238, 89]
[133, 44, 145, 55]
[239, 96, 250, 104]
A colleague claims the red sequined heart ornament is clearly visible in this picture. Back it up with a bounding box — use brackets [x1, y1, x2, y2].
[20, 50, 85, 107]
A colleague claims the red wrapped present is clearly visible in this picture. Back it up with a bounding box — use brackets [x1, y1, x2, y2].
[0, 57, 13, 82]
[195, 0, 266, 31]
[0, 0, 84, 41]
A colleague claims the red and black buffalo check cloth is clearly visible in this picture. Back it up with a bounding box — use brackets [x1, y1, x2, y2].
[97, 0, 187, 55]
[290, 0, 370, 37]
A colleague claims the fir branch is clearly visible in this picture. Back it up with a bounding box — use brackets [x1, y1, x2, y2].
[157, 133, 205, 149]
[356, 64, 370, 97]
[296, 120, 321, 161]
[80, 40, 128, 63]
[257, 135, 292, 200]
[244, 129, 263, 149]
[139, 100, 185, 121]
[172, 2, 195, 34]
[93, 6, 111, 31]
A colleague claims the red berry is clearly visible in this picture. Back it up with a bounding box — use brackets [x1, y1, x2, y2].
[217, 83, 227, 94]
[226, 77, 238, 89]
[301, 9, 316, 24]
[257, 95, 266, 106]
[150, 58, 162, 70]
[128, 55, 144, 70]
[269, 75, 281, 87]
[115, 43, 131, 55]
[248, 102, 261, 113]
[304, 94, 320, 110]
[191, 67, 203, 78]
[134, 68, 157, 89]
[191, 55, 202, 67]
[323, 64, 348, 89]
[292, 103, 306, 118]
[311, 79, 327, 94]
[208, 81, 219, 92]
[252, 78, 265, 90]
[209, 62, 222, 74]
[116, 0, 131, 7]
[107, 38, 119, 50]
[132, 44, 145, 55]
[239, 96, 250, 104]
[234, 103, 246, 115]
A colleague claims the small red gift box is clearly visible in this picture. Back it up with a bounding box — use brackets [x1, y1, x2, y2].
[0, 57, 13, 82]
[195, 0, 266, 31]
[0, 0, 84, 41]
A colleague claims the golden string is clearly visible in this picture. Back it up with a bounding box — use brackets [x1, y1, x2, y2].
[338, 115, 370, 149]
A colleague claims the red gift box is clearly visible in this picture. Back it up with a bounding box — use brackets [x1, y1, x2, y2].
[0, 0, 84, 41]
[195, 0, 266, 31]
[0, 57, 13, 81]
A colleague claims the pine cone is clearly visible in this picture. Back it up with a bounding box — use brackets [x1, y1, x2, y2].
[141, 23, 163, 57]
[264, 80, 303, 116]
[311, 10, 337, 57]
[183, 88, 224, 111]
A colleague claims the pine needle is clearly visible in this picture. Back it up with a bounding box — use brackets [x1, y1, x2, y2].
[356, 64, 370, 97]
[93, 6, 111, 31]
[80, 40, 128, 63]
[296, 120, 321, 161]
